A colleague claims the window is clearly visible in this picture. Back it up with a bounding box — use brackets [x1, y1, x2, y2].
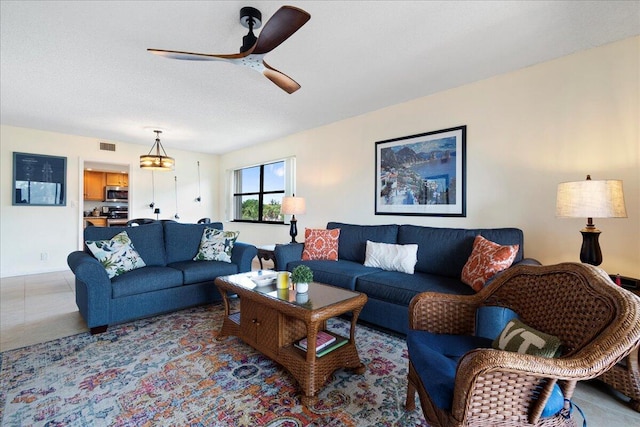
[231, 158, 295, 223]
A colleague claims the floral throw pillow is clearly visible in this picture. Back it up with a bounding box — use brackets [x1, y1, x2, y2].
[193, 228, 239, 263]
[461, 235, 519, 291]
[302, 228, 340, 261]
[86, 231, 147, 279]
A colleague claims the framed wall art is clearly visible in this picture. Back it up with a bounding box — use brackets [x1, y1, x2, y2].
[375, 125, 466, 217]
[12, 152, 67, 206]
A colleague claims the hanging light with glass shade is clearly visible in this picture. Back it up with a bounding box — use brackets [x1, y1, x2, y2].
[140, 130, 175, 171]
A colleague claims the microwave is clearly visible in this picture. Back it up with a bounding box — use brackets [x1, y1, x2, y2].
[105, 186, 128, 203]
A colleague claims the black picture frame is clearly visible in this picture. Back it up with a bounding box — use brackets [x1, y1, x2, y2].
[375, 125, 466, 217]
[12, 152, 67, 206]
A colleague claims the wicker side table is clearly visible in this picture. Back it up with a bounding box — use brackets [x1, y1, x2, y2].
[598, 283, 640, 412]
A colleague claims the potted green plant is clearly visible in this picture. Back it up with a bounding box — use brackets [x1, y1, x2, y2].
[291, 265, 313, 293]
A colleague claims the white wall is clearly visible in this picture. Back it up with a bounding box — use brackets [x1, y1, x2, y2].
[219, 37, 640, 278]
[0, 126, 218, 277]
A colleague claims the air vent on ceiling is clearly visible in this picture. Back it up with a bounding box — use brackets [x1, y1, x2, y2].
[99, 142, 116, 152]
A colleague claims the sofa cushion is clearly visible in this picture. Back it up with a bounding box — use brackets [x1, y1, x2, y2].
[327, 222, 398, 264]
[356, 271, 474, 306]
[397, 225, 524, 277]
[302, 228, 340, 261]
[493, 318, 562, 358]
[461, 235, 519, 291]
[86, 230, 147, 279]
[111, 266, 184, 298]
[364, 240, 418, 274]
[164, 222, 223, 264]
[407, 330, 493, 410]
[169, 260, 239, 285]
[288, 259, 381, 290]
[84, 223, 166, 267]
[193, 228, 239, 263]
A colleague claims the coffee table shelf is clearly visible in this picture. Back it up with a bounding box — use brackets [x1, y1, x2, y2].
[214, 272, 367, 406]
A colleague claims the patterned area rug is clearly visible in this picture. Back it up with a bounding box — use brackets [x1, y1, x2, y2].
[0, 304, 428, 426]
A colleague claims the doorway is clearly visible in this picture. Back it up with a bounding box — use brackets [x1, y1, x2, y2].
[78, 160, 131, 248]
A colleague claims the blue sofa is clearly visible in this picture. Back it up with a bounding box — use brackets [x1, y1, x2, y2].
[67, 221, 257, 333]
[275, 222, 538, 334]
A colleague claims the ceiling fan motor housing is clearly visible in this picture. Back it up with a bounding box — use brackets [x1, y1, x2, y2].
[240, 7, 262, 29]
[239, 7, 262, 53]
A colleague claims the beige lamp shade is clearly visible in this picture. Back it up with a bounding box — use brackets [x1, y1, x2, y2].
[556, 179, 627, 219]
[140, 130, 175, 171]
[281, 196, 306, 215]
[140, 154, 175, 170]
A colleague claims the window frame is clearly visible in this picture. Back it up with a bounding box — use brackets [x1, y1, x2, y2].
[229, 157, 296, 224]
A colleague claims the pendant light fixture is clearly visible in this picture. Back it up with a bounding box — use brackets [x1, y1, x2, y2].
[140, 130, 175, 171]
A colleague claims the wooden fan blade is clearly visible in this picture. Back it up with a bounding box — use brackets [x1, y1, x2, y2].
[262, 61, 301, 94]
[253, 6, 310, 55]
[147, 48, 251, 61]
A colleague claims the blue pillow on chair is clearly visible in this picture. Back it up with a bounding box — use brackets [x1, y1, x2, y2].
[475, 305, 519, 340]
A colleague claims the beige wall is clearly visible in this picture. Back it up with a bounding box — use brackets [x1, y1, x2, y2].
[2, 37, 638, 278]
[219, 36, 640, 278]
[0, 126, 218, 277]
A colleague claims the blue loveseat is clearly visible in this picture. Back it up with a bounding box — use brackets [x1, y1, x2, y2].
[275, 222, 538, 334]
[67, 221, 257, 333]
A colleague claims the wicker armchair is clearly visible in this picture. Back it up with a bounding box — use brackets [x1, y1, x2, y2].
[405, 262, 640, 427]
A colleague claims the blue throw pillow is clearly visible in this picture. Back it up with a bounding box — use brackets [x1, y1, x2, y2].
[540, 383, 564, 417]
[475, 306, 518, 340]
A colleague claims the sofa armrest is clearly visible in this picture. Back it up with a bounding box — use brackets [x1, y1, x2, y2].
[67, 251, 112, 328]
[515, 257, 542, 266]
[231, 242, 258, 273]
[274, 243, 304, 271]
[67, 251, 111, 288]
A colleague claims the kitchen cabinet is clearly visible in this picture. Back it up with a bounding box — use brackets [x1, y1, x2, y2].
[84, 171, 105, 201]
[84, 217, 107, 227]
[106, 173, 128, 187]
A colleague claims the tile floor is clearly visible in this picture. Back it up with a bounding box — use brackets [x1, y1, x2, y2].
[1, 270, 639, 426]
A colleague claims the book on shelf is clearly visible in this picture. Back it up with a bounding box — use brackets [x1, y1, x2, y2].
[294, 334, 348, 357]
[297, 331, 336, 352]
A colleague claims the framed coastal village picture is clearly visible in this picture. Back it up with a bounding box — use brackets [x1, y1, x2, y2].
[375, 125, 466, 217]
[12, 152, 67, 206]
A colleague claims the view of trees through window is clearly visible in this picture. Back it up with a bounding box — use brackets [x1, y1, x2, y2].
[233, 161, 285, 223]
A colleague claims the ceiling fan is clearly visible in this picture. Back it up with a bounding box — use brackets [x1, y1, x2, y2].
[148, 5, 310, 94]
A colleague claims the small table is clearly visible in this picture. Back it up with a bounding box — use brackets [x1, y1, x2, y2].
[598, 277, 640, 412]
[214, 272, 367, 406]
[256, 245, 277, 270]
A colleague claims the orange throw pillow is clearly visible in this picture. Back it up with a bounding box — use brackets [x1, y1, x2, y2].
[301, 228, 340, 261]
[461, 235, 519, 291]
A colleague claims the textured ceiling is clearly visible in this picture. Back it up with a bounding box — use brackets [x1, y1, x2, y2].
[1, 1, 639, 154]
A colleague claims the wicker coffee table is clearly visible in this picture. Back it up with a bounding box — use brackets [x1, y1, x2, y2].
[214, 271, 368, 406]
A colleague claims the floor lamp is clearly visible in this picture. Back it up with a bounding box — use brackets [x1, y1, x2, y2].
[556, 175, 627, 266]
[281, 195, 306, 244]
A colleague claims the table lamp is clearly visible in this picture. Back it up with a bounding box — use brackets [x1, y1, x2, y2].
[556, 175, 627, 265]
[281, 195, 306, 243]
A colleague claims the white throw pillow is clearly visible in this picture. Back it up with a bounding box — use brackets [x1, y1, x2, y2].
[364, 240, 418, 274]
